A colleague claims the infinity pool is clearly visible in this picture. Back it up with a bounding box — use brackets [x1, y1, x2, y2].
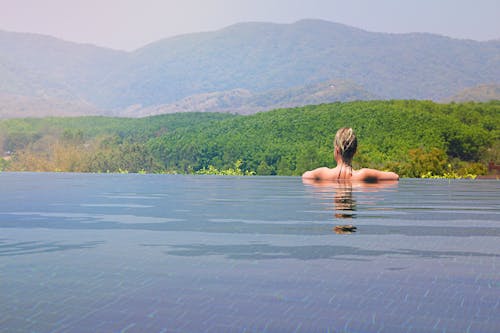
[1, 173, 499, 332]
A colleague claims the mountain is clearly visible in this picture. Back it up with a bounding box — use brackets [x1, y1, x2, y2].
[101, 19, 500, 108]
[444, 84, 500, 102]
[123, 79, 376, 116]
[1, 20, 499, 117]
[0, 92, 101, 118]
[0, 30, 125, 104]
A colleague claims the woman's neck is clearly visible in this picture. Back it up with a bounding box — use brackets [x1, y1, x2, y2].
[336, 160, 353, 179]
[335, 158, 352, 169]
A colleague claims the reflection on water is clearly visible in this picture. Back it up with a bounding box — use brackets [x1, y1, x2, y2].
[163, 242, 500, 261]
[1, 173, 499, 333]
[302, 178, 399, 233]
[333, 182, 357, 219]
[0, 239, 104, 256]
[333, 224, 357, 234]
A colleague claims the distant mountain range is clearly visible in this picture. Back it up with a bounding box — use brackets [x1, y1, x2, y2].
[1, 19, 499, 118]
[443, 84, 500, 103]
[120, 79, 376, 117]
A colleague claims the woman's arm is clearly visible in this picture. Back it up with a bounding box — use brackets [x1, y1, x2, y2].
[302, 167, 333, 180]
[357, 168, 399, 182]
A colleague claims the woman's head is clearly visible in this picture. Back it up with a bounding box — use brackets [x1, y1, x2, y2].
[334, 127, 357, 165]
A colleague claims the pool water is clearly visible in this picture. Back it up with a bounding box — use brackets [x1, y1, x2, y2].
[1, 173, 499, 333]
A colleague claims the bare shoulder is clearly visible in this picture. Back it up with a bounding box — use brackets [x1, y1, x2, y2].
[302, 167, 336, 180]
[353, 168, 399, 182]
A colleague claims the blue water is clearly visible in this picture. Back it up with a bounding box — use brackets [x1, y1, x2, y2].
[1, 173, 499, 333]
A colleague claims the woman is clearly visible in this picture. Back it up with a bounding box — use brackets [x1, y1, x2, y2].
[302, 127, 399, 182]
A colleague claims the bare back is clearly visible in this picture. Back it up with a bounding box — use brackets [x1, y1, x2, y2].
[302, 166, 399, 182]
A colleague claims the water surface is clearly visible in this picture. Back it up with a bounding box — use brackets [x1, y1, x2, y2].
[1, 173, 499, 332]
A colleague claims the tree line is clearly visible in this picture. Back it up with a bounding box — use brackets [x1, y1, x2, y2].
[1, 100, 498, 178]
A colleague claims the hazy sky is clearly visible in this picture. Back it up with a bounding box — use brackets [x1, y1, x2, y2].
[1, 0, 499, 51]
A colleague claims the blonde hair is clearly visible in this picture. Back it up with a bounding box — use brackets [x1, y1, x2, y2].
[334, 127, 357, 165]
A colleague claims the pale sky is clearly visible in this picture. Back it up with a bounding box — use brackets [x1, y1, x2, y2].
[1, 0, 499, 51]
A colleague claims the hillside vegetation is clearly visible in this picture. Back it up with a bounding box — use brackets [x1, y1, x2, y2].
[1, 101, 498, 178]
[129, 79, 376, 117]
[1, 20, 499, 117]
[445, 84, 500, 103]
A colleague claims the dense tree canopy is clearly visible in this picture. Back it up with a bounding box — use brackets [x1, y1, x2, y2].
[1, 100, 498, 177]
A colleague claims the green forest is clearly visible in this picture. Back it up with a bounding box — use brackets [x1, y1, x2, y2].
[1, 100, 498, 178]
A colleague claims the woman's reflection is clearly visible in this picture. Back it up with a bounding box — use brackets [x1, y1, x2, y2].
[302, 178, 398, 234]
[333, 181, 356, 219]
